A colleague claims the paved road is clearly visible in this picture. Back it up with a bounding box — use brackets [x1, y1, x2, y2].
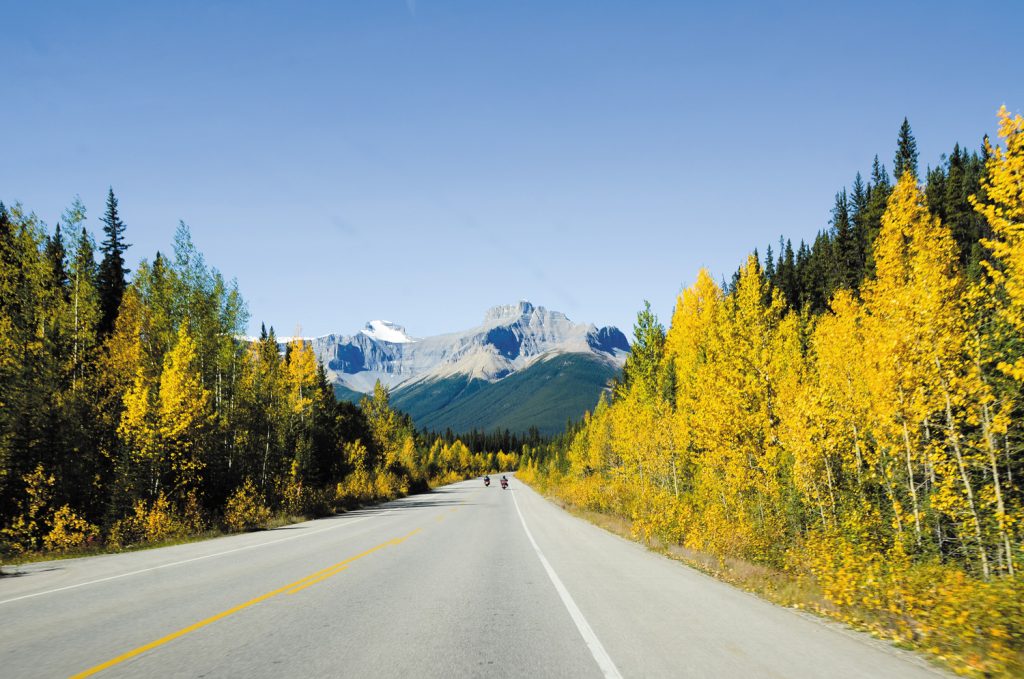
[0, 478, 948, 678]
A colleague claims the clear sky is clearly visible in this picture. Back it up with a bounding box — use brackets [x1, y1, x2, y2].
[2, 1, 1020, 338]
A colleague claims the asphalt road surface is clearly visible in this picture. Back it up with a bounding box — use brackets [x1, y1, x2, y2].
[0, 477, 949, 678]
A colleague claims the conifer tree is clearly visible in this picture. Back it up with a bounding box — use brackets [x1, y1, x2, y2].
[830, 190, 858, 293]
[97, 188, 130, 336]
[616, 301, 665, 401]
[44, 223, 69, 295]
[850, 172, 870, 280]
[894, 117, 919, 180]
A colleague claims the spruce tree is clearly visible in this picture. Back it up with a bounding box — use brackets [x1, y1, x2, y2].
[779, 239, 798, 308]
[45, 223, 69, 295]
[863, 156, 893, 277]
[616, 301, 666, 401]
[894, 117, 919, 180]
[850, 172, 870, 281]
[97, 188, 130, 336]
[830, 189, 858, 292]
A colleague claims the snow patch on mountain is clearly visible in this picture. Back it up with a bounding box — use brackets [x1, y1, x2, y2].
[360, 320, 416, 344]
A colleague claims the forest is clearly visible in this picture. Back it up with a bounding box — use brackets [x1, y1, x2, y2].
[519, 108, 1024, 676]
[0, 191, 522, 558]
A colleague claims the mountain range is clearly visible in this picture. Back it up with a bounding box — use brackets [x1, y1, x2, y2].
[300, 301, 629, 436]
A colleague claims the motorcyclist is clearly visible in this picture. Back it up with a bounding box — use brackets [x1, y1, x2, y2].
[500, 475, 508, 488]
[484, 474, 491, 486]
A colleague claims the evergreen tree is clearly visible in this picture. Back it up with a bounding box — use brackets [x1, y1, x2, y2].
[850, 172, 870, 284]
[894, 117, 919, 180]
[616, 301, 665, 401]
[830, 189, 858, 293]
[97, 188, 130, 336]
[863, 156, 893, 277]
[44, 223, 69, 295]
[777, 238, 798, 308]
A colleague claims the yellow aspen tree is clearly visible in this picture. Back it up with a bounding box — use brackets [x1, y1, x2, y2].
[968, 106, 1024, 574]
[864, 172, 994, 574]
[861, 173, 936, 547]
[118, 366, 160, 496]
[158, 323, 214, 501]
[688, 256, 790, 561]
[286, 336, 318, 421]
[665, 269, 722, 502]
[974, 106, 1024, 382]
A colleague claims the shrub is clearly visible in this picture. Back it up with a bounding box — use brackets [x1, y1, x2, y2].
[43, 505, 98, 552]
[144, 493, 183, 542]
[107, 494, 186, 549]
[224, 479, 271, 532]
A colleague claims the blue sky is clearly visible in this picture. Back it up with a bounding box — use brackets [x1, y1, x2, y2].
[2, 1, 1020, 337]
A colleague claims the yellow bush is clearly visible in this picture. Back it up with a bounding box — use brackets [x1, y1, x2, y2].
[224, 479, 271, 532]
[181, 489, 206, 534]
[429, 470, 463, 487]
[107, 494, 186, 548]
[107, 504, 146, 550]
[373, 471, 408, 501]
[43, 505, 98, 552]
[336, 468, 376, 507]
[144, 493, 183, 542]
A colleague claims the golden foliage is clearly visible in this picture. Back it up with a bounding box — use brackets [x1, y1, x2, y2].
[224, 479, 271, 532]
[523, 112, 1024, 676]
[43, 505, 99, 552]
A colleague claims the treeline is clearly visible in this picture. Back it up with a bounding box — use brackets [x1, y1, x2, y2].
[520, 109, 1024, 675]
[424, 426, 547, 457]
[0, 192, 515, 557]
[753, 118, 990, 314]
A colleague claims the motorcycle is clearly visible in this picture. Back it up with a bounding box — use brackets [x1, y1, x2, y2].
[500, 478, 508, 490]
[484, 476, 490, 487]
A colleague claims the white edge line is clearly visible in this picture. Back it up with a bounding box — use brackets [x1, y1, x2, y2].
[511, 489, 623, 679]
[0, 515, 372, 606]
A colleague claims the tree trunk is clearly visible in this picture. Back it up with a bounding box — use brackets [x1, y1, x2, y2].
[938, 365, 989, 579]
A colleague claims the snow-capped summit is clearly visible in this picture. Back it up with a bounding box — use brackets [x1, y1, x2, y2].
[360, 320, 416, 344]
[307, 301, 629, 394]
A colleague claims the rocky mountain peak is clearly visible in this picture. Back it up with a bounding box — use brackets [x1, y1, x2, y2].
[307, 301, 628, 394]
[484, 300, 535, 323]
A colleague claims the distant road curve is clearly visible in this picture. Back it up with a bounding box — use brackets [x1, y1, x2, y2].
[0, 478, 949, 678]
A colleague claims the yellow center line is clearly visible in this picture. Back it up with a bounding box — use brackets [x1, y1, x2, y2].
[70, 527, 422, 678]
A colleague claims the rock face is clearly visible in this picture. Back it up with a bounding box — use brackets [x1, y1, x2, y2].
[305, 301, 629, 394]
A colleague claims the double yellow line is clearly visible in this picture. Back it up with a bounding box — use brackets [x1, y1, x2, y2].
[71, 528, 422, 678]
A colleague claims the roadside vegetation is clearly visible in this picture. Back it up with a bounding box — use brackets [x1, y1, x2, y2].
[519, 109, 1024, 678]
[0, 191, 522, 565]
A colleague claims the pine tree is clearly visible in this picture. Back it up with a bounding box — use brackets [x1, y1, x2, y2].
[44, 223, 69, 295]
[616, 301, 666, 401]
[850, 172, 870, 280]
[778, 239, 798, 308]
[830, 189, 858, 293]
[862, 156, 894, 277]
[894, 117, 919, 180]
[97, 188, 130, 336]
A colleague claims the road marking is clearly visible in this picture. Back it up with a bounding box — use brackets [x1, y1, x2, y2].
[0, 516, 374, 607]
[285, 529, 420, 595]
[70, 527, 422, 678]
[511, 490, 623, 679]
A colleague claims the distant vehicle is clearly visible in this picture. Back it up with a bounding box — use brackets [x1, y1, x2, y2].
[500, 476, 508, 490]
[484, 475, 490, 487]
